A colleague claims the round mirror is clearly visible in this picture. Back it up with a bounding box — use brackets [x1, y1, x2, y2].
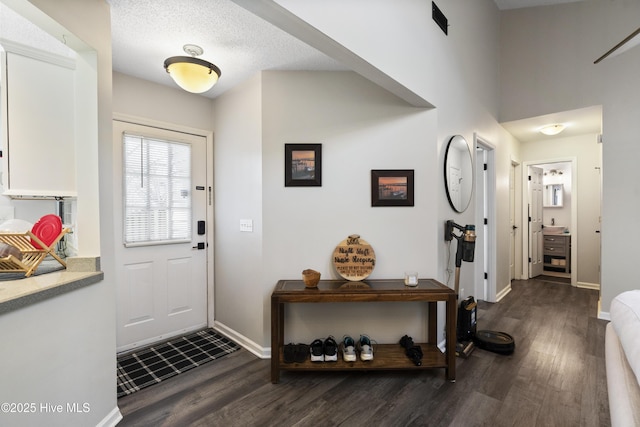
[444, 135, 473, 213]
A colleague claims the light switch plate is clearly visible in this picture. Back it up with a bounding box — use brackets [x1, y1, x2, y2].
[240, 219, 253, 232]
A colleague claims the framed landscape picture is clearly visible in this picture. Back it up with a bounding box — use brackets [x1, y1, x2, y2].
[285, 144, 322, 187]
[371, 169, 414, 207]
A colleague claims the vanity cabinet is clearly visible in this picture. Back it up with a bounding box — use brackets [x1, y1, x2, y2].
[1, 41, 76, 197]
[543, 234, 570, 273]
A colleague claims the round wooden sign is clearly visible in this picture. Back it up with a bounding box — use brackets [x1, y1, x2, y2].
[332, 234, 376, 281]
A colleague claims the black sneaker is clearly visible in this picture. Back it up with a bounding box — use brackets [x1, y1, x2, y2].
[310, 339, 324, 362]
[324, 336, 338, 362]
[283, 343, 296, 363]
[294, 344, 309, 363]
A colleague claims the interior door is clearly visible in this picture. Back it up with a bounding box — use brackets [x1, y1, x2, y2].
[114, 121, 208, 352]
[510, 163, 516, 280]
[529, 166, 544, 277]
[475, 145, 487, 301]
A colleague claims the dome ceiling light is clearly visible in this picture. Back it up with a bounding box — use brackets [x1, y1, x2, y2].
[164, 44, 221, 93]
[539, 124, 565, 136]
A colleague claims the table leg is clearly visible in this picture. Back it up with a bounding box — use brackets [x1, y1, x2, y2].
[271, 298, 282, 383]
[427, 301, 436, 344]
[445, 293, 456, 382]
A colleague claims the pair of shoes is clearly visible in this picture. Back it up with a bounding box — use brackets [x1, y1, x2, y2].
[357, 334, 375, 361]
[310, 336, 338, 362]
[284, 343, 310, 363]
[399, 335, 423, 366]
[341, 335, 375, 361]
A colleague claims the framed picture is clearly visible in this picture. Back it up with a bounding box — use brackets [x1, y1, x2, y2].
[285, 144, 322, 187]
[371, 169, 414, 207]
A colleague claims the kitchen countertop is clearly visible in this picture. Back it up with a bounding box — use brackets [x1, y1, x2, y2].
[0, 257, 103, 314]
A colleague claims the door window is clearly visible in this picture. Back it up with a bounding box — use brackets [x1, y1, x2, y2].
[123, 133, 191, 246]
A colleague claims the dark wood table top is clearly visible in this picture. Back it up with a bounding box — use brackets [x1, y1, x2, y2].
[272, 279, 454, 303]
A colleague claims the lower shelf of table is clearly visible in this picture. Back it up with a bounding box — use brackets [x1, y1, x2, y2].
[277, 343, 448, 371]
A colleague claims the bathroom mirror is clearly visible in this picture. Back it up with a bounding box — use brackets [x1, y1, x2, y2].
[444, 135, 473, 213]
[544, 184, 563, 207]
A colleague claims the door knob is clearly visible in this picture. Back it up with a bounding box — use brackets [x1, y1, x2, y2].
[192, 242, 205, 250]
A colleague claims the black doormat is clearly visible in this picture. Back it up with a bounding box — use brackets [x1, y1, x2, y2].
[117, 328, 239, 398]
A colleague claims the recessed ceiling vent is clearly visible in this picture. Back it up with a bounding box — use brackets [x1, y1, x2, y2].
[432, 1, 448, 35]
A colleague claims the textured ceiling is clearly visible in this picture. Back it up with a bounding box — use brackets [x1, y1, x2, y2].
[3, 0, 602, 140]
[107, 0, 347, 99]
[107, 0, 590, 99]
[107, 0, 604, 139]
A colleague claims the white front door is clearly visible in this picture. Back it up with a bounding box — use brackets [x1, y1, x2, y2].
[114, 121, 209, 352]
[529, 166, 544, 278]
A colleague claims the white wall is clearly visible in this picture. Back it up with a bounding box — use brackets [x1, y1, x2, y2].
[211, 73, 264, 351]
[211, 70, 440, 347]
[262, 71, 438, 344]
[270, 0, 519, 301]
[0, 281, 118, 427]
[0, 0, 118, 426]
[499, 1, 640, 311]
[112, 72, 214, 130]
[213, 0, 523, 349]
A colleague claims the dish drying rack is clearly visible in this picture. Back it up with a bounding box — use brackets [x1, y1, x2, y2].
[0, 229, 69, 277]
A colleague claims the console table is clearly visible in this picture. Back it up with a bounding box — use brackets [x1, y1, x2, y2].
[270, 278, 456, 383]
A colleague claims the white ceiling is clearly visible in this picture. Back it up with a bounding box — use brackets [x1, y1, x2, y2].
[105, 0, 603, 142]
[501, 105, 602, 143]
[108, 0, 584, 100]
[107, 0, 347, 99]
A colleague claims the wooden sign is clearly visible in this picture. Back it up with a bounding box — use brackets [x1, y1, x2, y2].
[332, 234, 376, 281]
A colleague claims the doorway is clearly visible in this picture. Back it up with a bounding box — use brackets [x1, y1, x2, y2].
[502, 105, 602, 288]
[509, 161, 522, 282]
[523, 158, 577, 286]
[474, 134, 496, 302]
[113, 118, 213, 352]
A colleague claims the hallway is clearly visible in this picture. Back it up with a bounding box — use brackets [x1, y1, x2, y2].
[118, 278, 609, 426]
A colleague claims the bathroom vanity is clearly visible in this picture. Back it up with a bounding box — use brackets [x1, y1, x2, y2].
[543, 234, 570, 273]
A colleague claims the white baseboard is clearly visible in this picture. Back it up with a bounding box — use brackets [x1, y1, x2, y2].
[577, 281, 600, 290]
[213, 320, 270, 359]
[598, 298, 611, 321]
[97, 407, 123, 427]
[496, 283, 512, 302]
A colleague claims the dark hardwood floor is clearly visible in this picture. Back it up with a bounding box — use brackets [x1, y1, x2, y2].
[117, 278, 610, 426]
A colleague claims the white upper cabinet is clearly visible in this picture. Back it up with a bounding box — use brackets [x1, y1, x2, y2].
[1, 41, 76, 197]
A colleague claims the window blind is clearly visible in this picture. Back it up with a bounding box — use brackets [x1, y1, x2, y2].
[123, 133, 192, 246]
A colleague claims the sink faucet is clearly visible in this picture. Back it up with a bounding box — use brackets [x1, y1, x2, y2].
[551, 218, 555, 225]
